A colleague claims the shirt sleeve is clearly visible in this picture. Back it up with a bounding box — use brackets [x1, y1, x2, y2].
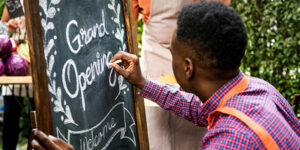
[202, 128, 256, 149]
[132, 0, 151, 22]
[132, 0, 139, 21]
[139, 78, 205, 126]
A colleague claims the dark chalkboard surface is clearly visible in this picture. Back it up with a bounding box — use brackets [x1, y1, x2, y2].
[24, 0, 148, 149]
[5, 0, 24, 18]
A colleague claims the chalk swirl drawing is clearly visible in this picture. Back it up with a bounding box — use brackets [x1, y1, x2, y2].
[108, 0, 126, 52]
[108, 0, 129, 100]
[39, 0, 78, 126]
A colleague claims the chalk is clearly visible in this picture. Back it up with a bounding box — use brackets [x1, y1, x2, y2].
[107, 59, 122, 67]
[30, 111, 38, 130]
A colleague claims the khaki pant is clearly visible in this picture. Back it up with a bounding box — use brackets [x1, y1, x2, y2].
[145, 100, 206, 150]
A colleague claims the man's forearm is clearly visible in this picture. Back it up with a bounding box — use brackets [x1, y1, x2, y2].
[139, 78, 205, 126]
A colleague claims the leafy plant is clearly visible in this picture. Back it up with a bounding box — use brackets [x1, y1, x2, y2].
[19, 97, 30, 138]
[137, 18, 143, 56]
[0, 0, 5, 18]
[231, 0, 300, 105]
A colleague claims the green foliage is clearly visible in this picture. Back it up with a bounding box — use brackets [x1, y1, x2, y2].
[19, 97, 30, 138]
[231, 0, 300, 103]
[137, 18, 143, 56]
[0, 0, 5, 17]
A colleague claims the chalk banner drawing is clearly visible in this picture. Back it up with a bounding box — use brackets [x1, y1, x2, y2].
[39, 0, 139, 149]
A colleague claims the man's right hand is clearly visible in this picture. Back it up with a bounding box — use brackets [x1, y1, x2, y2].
[110, 51, 146, 89]
[31, 130, 74, 150]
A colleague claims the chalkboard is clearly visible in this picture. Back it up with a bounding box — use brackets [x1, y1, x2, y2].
[5, 0, 24, 18]
[24, 0, 149, 149]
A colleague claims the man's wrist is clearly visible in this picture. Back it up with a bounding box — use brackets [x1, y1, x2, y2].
[136, 77, 146, 89]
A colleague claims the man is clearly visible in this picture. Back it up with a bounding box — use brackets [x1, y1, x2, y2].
[133, 0, 207, 149]
[32, 1, 300, 149]
[133, 0, 230, 149]
[106, 1, 300, 149]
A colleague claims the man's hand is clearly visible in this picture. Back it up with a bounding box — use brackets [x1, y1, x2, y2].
[110, 51, 146, 89]
[7, 18, 21, 33]
[31, 130, 74, 150]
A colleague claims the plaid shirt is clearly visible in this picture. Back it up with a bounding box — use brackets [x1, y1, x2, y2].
[139, 72, 300, 149]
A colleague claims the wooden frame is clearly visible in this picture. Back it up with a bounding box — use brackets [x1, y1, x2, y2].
[122, 1, 150, 149]
[24, 0, 53, 135]
[24, 0, 149, 149]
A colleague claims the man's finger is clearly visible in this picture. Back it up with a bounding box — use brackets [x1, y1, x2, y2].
[49, 135, 74, 150]
[110, 51, 126, 63]
[34, 130, 62, 150]
[112, 63, 128, 77]
[31, 139, 46, 150]
[110, 51, 135, 63]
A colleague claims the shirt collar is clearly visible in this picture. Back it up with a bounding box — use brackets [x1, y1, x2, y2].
[199, 70, 245, 125]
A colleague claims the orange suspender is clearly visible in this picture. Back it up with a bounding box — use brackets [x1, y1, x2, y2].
[208, 76, 249, 128]
[212, 107, 280, 150]
[207, 76, 280, 150]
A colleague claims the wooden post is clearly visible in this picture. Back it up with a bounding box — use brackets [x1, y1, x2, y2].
[23, 0, 53, 135]
[123, 0, 149, 149]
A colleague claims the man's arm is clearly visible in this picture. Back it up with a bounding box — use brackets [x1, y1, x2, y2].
[140, 78, 205, 126]
[1, 6, 9, 22]
[110, 51, 206, 126]
[1, 6, 20, 33]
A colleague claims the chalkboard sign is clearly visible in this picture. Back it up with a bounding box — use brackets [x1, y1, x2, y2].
[5, 0, 24, 18]
[24, 0, 149, 149]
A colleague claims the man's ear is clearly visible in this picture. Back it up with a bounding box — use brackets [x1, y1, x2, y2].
[184, 57, 194, 80]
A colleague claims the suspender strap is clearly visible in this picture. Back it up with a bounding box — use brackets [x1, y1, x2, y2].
[217, 77, 249, 109]
[208, 76, 249, 128]
[207, 75, 280, 149]
[212, 107, 280, 150]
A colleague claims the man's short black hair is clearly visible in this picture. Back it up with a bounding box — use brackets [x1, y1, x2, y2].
[177, 1, 247, 70]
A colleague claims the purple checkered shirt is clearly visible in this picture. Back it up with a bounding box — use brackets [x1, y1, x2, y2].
[139, 71, 300, 149]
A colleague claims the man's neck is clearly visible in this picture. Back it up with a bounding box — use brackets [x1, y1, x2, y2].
[192, 69, 240, 103]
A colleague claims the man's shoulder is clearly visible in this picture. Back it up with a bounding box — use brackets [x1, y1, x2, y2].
[245, 76, 286, 102]
[247, 76, 279, 93]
